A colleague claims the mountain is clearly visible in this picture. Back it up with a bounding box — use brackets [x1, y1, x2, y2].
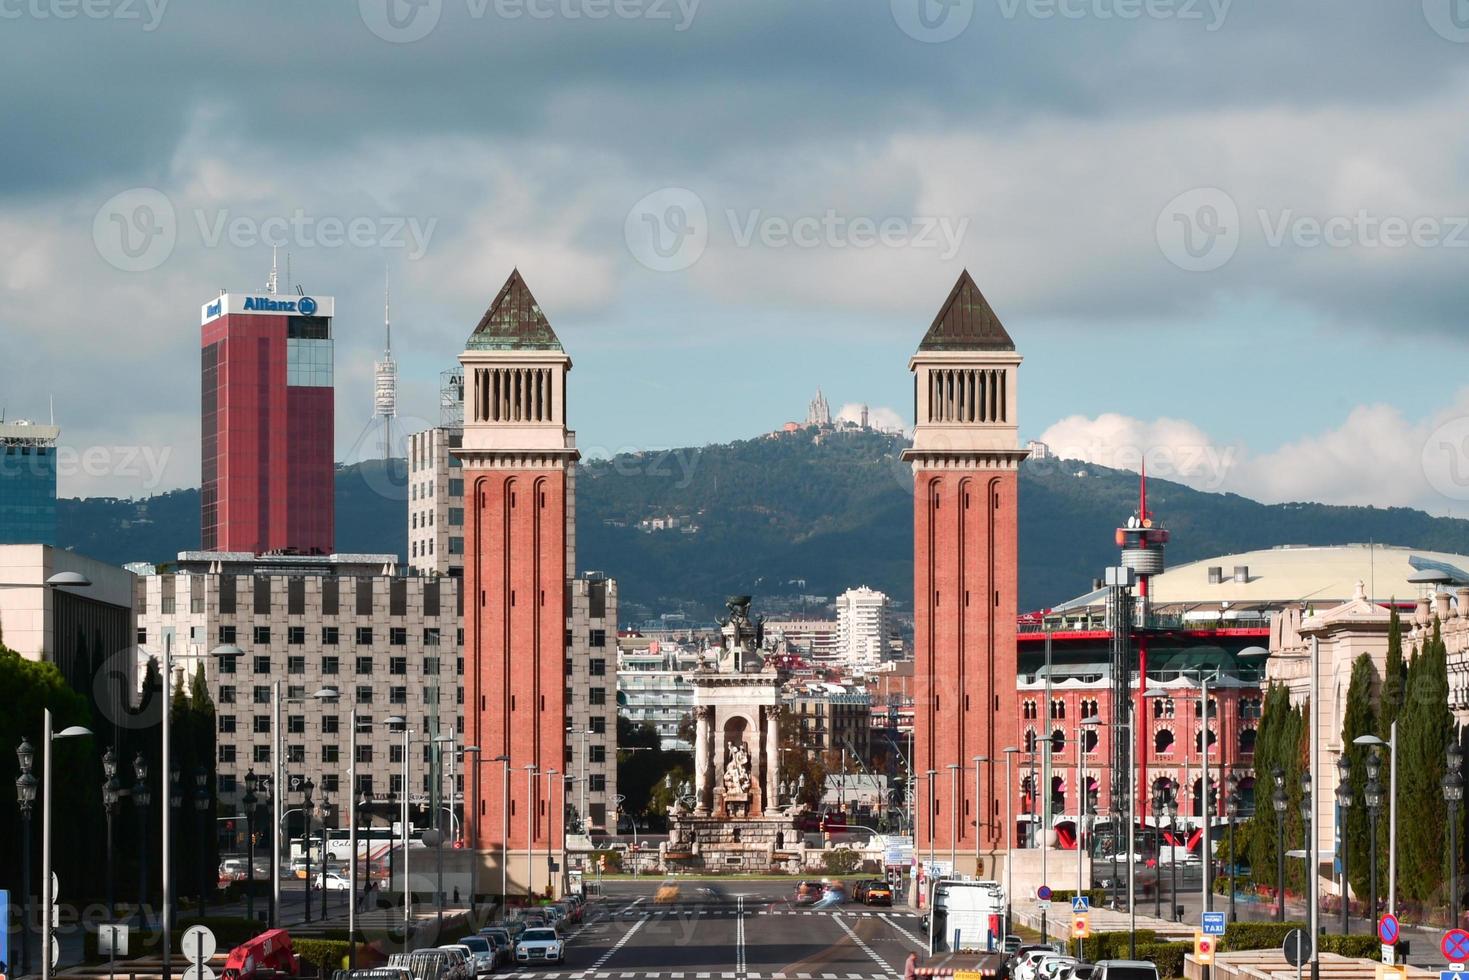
[56, 433, 1469, 621]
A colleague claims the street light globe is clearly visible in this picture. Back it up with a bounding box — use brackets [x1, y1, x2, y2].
[16, 736, 36, 773]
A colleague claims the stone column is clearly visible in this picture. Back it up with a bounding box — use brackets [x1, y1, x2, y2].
[766, 705, 781, 810]
[694, 706, 710, 814]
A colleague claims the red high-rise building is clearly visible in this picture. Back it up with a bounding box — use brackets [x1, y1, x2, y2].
[457, 271, 577, 898]
[904, 270, 1028, 877]
[201, 291, 336, 555]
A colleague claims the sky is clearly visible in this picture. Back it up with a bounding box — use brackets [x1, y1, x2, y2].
[5, 0, 1469, 514]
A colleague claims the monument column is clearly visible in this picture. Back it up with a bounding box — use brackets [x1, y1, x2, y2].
[694, 706, 711, 814]
[765, 706, 780, 809]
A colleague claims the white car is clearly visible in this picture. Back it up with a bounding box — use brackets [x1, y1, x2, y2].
[313, 872, 352, 891]
[514, 927, 566, 966]
[1015, 950, 1059, 980]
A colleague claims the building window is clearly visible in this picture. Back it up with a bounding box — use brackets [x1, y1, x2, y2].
[322, 656, 339, 675]
[322, 745, 339, 763]
[590, 658, 606, 677]
[253, 745, 271, 764]
[448, 507, 464, 526]
[253, 656, 271, 675]
[356, 686, 373, 705]
[1050, 699, 1065, 720]
[390, 657, 407, 675]
[218, 774, 236, 794]
[253, 626, 271, 645]
[589, 745, 606, 764]
[136, 627, 147, 646]
[589, 774, 606, 792]
[253, 686, 270, 704]
[322, 626, 339, 645]
[356, 656, 373, 675]
[219, 626, 237, 644]
[423, 628, 441, 646]
[218, 715, 236, 733]
[288, 626, 305, 644]
[218, 655, 237, 675]
[424, 658, 440, 676]
[218, 745, 236, 763]
[390, 687, 408, 704]
[356, 744, 373, 763]
[391, 744, 404, 763]
[1023, 700, 1037, 720]
[320, 774, 338, 793]
[218, 686, 236, 704]
[1239, 728, 1258, 753]
[390, 627, 407, 646]
[589, 687, 606, 706]
[424, 688, 440, 705]
[321, 715, 339, 734]
[287, 715, 305, 734]
[288, 656, 305, 675]
[253, 715, 271, 734]
[356, 627, 373, 645]
[589, 629, 606, 648]
[287, 745, 305, 764]
[589, 717, 606, 734]
[1155, 729, 1175, 754]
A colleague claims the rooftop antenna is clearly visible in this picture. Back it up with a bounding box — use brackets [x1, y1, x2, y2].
[285, 251, 292, 294]
[266, 247, 279, 295]
[49, 395, 54, 426]
[373, 263, 399, 460]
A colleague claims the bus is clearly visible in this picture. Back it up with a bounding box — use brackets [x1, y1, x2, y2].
[289, 827, 428, 865]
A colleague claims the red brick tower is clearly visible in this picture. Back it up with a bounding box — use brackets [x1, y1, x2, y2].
[458, 270, 578, 899]
[904, 270, 1027, 878]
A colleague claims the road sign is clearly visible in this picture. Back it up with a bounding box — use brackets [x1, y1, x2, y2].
[98, 925, 129, 957]
[1203, 912, 1226, 937]
[1444, 929, 1469, 963]
[182, 925, 218, 963]
[1439, 971, 1464, 980]
[50, 936, 60, 969]
[1036, 885, 1053, 901]
[1194, 932, 1215, 966]
[1383, 944, 1397, 965]
[1072, 915, 1091, 939]
[1071, 896, 1090, 914]
[1379, 913, 1401, 946]
[1283, 929, 1308, 968]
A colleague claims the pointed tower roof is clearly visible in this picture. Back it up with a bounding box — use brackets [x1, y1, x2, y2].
[466, 269, 564, 352]
[917, 269, 1015, 352]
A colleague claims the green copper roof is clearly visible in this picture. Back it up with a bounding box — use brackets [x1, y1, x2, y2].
[466, 269, 564, 352]
[918, 269, 1015, 352]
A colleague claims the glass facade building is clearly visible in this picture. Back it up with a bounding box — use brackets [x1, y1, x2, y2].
[0, 421, 59, 545]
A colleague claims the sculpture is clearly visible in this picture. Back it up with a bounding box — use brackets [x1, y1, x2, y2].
[724, 740, 752, 794]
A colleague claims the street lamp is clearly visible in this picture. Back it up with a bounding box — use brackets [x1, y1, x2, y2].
[1165, 787, 1180, 922]
[1354, 730, 1399, 915]
[168, 767, 182, 924]
[1150, 784, 1165, 921]
[1364, 749, 1383, 921]
[972, 754, 989, 878]
[193, 768, 210, 917]
[133, 752, 152, 916]
[1272, 765, 1287, 922]
[102, 746, 121, 920]
[16, 737, 38, 975]
[1226, 776, 1240, 923]
[1444, 744, 1464, 928]
[1002, 746, 1020, 932]
[1335, 755, 1351, 934]
[386, 715, 413, 948]
[243, 769, 260, 924]
[301, 777, 316, 924]
[41, 711, 93, 980]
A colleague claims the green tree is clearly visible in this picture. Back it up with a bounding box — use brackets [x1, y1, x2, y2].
[1397, 620, 1453, 902]
[1339, 653, 1378, 899]
[1247, 684, 1307, 893]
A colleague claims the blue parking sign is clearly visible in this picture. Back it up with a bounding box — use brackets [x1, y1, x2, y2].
[1203, 912, 1226, 936]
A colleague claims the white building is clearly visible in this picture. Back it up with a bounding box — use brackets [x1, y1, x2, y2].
[617, 636, 703, 750]
[765, 618, 840, 664]
[835, 586, 892, 672]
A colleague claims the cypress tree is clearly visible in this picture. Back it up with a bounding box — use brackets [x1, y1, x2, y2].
[1340, 653, 1378, 900]
[1397, 621, 1452, 902]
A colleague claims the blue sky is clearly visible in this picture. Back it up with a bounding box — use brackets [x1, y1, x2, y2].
[4, 0, 1469, 511]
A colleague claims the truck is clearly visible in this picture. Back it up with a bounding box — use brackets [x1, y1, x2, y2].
[913, 878, 1009, 977]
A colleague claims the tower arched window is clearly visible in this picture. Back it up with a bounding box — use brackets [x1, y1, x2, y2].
[1155, 729, 1175, 755]
[1051, 699, 1066, 720]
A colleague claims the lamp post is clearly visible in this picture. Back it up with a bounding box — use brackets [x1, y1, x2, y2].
[1003, 747, 1020, 933]
[302, 778, 315, 924]
[194, 768, 210, 917]
[318, 792, 333, 920]
[16, 737, 38, 975]
[1226, 777, 1240, 923]
[1444, 744, 1464, 928]
[1150, 784, 1165, 921]
[1273, 765, 1287, 922]
[243, 769, 259, 924]
[1364, 751, 1383, 922]
[133, 753, 152, 917]
[525, 764, 539, 902]
[495, 754, 510, 913]
[386, 715, 413, 948]
[947, 762, 960, 874]
[973, 754, 988, 877]
[1335, 755, 1351, 935]
[168, 766, 181, 925]
[40, 711, 94, 980]
[102, 747, 120, 920]
[1166, 790, 1180, 922]
[1353, 729, 1398, 915]
[1300, 770, 1313, 932]
[433, 732, 457, 927]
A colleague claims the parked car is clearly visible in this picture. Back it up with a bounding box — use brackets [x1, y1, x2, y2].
[450, 937, 498, 976]
[1014, 948, 1062, 980]
[514, 927, 566, 966]
[313, 872, 352, 891]
[851, 879, 876, 902]
[1091, 962, 1160, 980]
[477, 929, 513, 968]
[1036, 955, 1080, 980]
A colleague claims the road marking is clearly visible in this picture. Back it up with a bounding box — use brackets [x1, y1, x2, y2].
[877, 913, 927, 952]
[579, 913, 648, 977]
[736, 896, 747, 976]
[833, 914, 900, 979]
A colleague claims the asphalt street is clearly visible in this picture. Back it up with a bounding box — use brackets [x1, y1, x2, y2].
[486, 880, 926, 979]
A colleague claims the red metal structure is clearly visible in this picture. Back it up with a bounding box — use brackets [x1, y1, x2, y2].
[221, 929, 299, 980]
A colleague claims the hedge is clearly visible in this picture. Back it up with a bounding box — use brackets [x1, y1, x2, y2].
[1068, 930, 1159, 960]
[1051, 889, 1109, 907]
[1219, 922, 1378, 960]
[1136, 941, 1191, 978]
[294, 940, 353, 976]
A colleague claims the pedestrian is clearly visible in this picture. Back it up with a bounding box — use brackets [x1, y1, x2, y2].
[903, 952, 917, 980]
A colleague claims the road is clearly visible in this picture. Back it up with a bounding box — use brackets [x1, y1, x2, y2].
[484, 880, 926, 980]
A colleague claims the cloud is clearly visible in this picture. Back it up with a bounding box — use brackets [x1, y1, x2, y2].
[1037, 394, 1469, 514]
